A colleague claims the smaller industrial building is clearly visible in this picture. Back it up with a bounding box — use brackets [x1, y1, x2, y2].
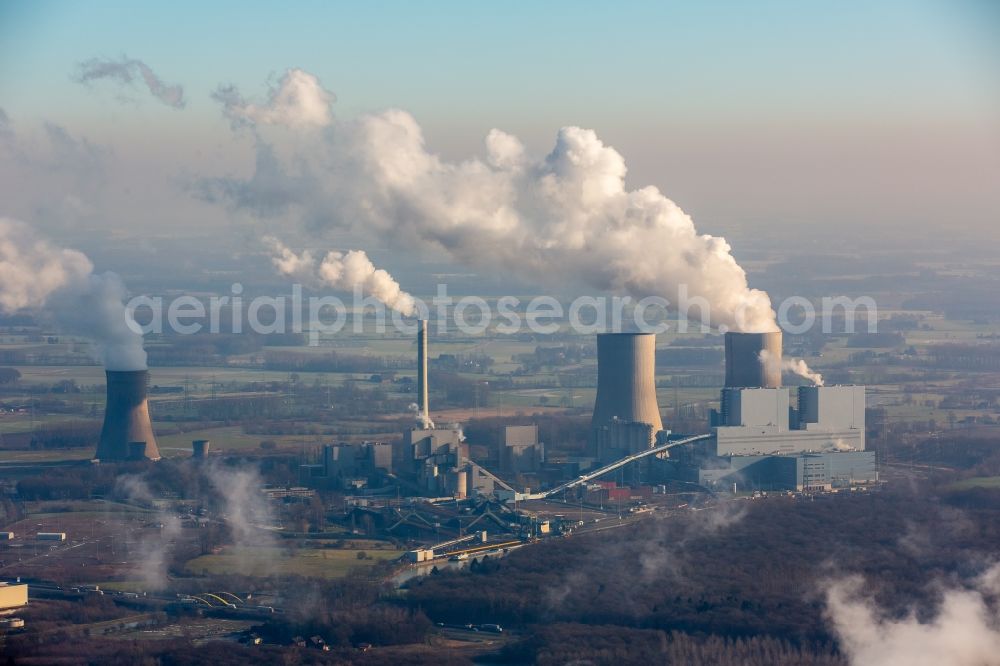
[500, 425, 545, 475]
[0, 582, 27, 612]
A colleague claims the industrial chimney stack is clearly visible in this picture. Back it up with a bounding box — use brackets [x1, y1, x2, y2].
[590, 332, 664, 438]
[724, 331, 782, 388]
[95, 370, 161, 462]
[417, 319, 429, 425]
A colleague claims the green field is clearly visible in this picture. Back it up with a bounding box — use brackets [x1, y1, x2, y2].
[184, 545, 402, 579]
[947, 476, 1000, 491]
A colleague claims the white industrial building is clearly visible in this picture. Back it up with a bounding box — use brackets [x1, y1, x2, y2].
[715, 385, 866, 456]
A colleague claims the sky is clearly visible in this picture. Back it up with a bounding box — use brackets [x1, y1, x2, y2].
[0, 0, 998, 271]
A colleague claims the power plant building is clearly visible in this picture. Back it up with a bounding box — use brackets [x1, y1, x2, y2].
[665, 332, 876, 492]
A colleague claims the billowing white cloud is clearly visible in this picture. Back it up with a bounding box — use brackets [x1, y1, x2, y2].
[265, 236, 416, 315]
[203, 71, 778, 332]
[0, 219, 146, 370]
[75, 56, 186, 109]
[0, 218, 92, 311]
[825, 565, 1000, 666]
[214, 69, 334, 128]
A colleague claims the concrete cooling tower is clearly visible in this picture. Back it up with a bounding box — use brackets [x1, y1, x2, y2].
[591, 333, 664, 434]
[95, 370, 161, 462]
[724, 331, 782, 388]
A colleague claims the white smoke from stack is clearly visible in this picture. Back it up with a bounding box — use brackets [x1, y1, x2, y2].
[0, 218, 147, 370]
[759, 349, 824, 386]
[264, 235, 416, 316]
[408, 402, 435, 429]
[205, 71, 779, 334]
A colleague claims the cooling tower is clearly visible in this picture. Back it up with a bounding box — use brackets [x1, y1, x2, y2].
[724, 331, 782, 388]
[95, 370, 161, 462]
[590, 333, 664, 436]
[417, 319, 429, 424]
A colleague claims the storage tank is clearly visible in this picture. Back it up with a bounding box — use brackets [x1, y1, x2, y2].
[454, 469, 468, 500]
[724, 331, 782, 388]
[95, 370, 161, 461]
[192, 439, 210, 459]
[590, 333, 663, 448]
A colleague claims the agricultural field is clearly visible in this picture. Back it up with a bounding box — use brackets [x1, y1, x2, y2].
[184, 544, 402, 579]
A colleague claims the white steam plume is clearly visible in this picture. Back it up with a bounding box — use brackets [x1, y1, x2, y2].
[204, 462, 277, 573]
[408, 402, 435, 430]
[825, 564, 1000, 666]
[202, 71, 778, 333]
[265, 236, 416, 316]
[0, 218, 147, 370]
[759, 349, 824, 386]
[116, 474, 181, 591]
[74, 56, 186, 109]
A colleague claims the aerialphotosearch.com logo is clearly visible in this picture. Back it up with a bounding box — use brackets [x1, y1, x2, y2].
[124, 283, 879, 343]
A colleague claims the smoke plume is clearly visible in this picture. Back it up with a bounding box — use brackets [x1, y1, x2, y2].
[759, 349, 824, 386]
[408, 402, 435, 430]
[202, 70, 778, 333]
[825, 564, 1000, 666]
[116, 474, 180, 591]
[204, 462, 277, 572]
[74, 56, 186, 109]
[265, 236, 416, 315]
[0, 218, 147, 370]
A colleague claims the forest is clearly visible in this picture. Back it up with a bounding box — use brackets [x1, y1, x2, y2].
[407, 481, 1000, 664]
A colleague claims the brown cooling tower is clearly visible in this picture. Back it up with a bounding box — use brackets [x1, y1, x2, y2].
[590, 333, 664, 433]
[95, 370, 161, 462]
[724, 331, 782, 388]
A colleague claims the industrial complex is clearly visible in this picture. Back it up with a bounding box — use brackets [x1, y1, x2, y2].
[88, 322, 875, 502]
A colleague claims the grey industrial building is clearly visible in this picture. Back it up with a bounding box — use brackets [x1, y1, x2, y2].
[664, 331, 877, 492]
[501, 425, 545, 475]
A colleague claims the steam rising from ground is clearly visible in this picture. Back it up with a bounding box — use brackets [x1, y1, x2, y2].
[760, 349, 824, 386]
[74, 56, 186, 109]
[202, 69, 778, 333]
[204, 461, 278, 565]
[825, 565, 1000, 666]
[0, 218, 146, 369]
[265, 236, 416, 315]
[545, 502, 746, 612]
[116, 475, 180, 591]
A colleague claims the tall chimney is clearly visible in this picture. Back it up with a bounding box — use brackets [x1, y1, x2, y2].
[95, 370, 161, 462]
[417, 319, 429, 425]
[590, 333, 663, 437]
[724, 331, 782, 388]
